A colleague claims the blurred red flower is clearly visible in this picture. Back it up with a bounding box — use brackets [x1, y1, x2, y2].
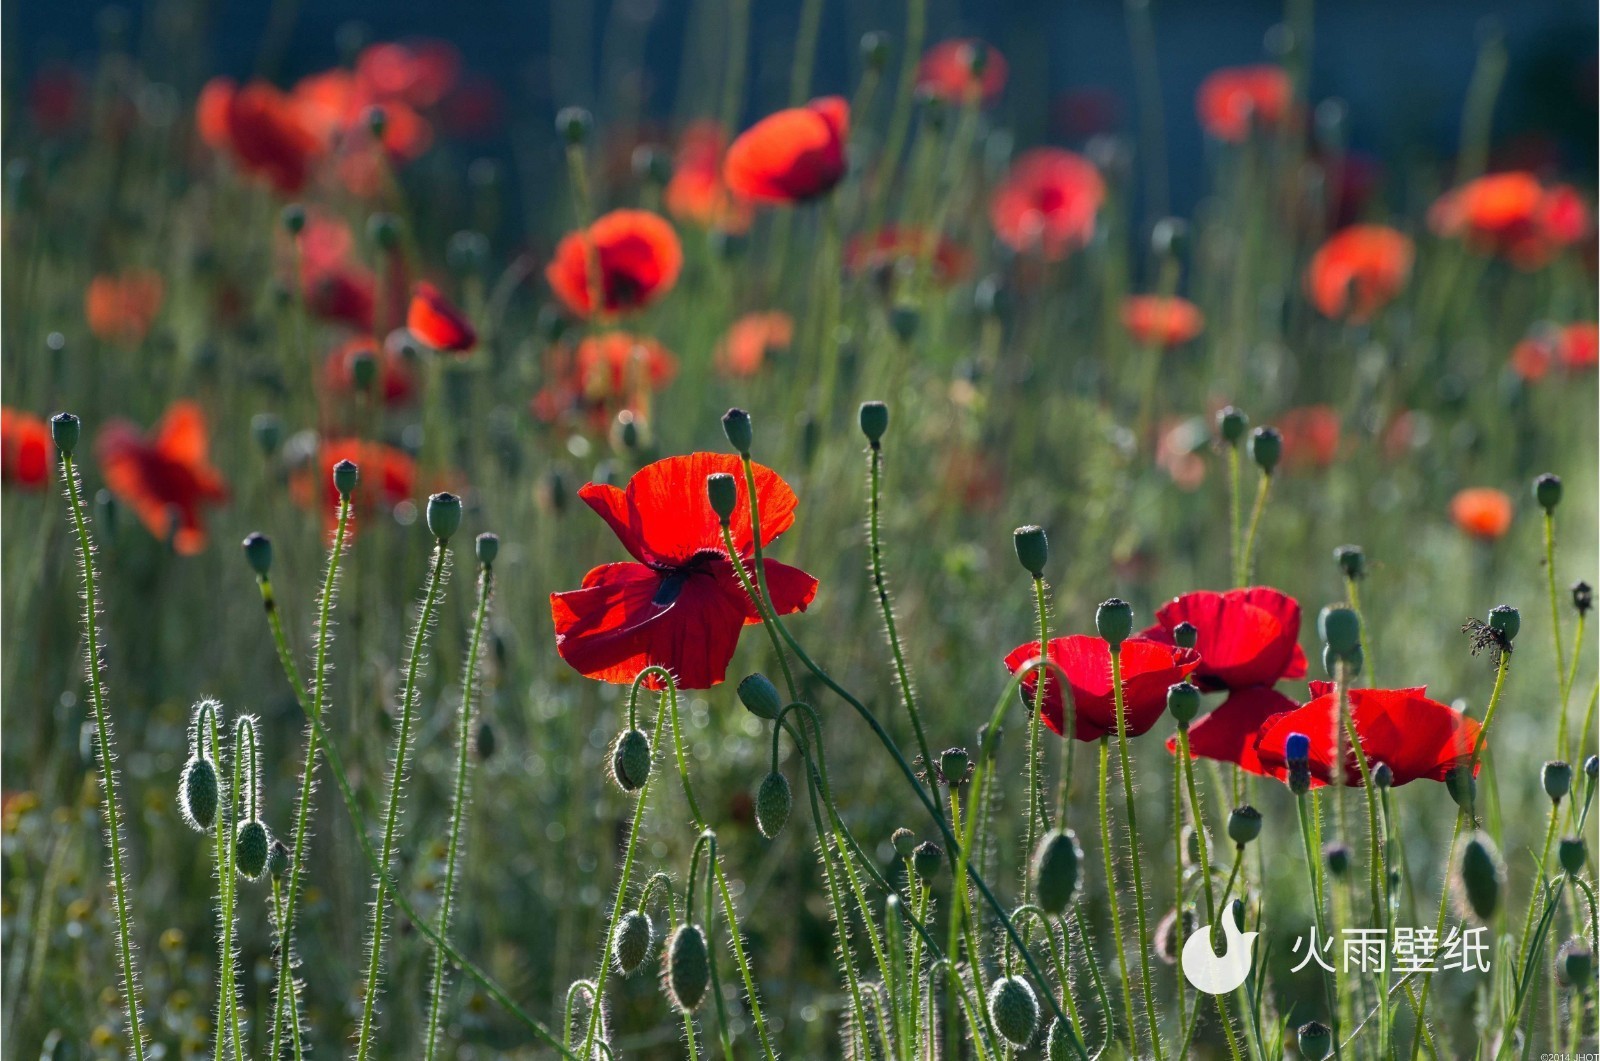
[665, 121, 754, 234]
[1121, 295, 1204, 347]
[1511, 322, 1599, 381]
[916, 39, 1008, 106]
[723, 97, 849, 204]
[1305, 225, 1414, 322]
[546, 209, 683, 319]
[550, 454, 818, 689]
[715, 313, 793, 377]
[1276, 405, 1342, 469]
[989, 148, 1104, 260]
[197, 79, 324, 195]
[1451, 487, 1512, 540]
[844, 226, 972, 287]
[1429, 172, 1592, 269]
[85, 270, 165, 346]
[96, 401, 229, 555]
[1196, 65, 1293, 143]
[532, 333, 677, 429]
[1004, 635, 1201, 742]
[1139, 586, 1307, 692]
[1, 408, 51, 490]
[293, 438, 417, 535]
[407, 282, 476, 353]
[322, 336, 418, 407]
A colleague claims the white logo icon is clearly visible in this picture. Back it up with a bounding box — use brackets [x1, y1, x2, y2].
[1181, 915, 1258, 995]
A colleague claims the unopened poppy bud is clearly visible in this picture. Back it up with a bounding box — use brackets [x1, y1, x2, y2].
[666, 924, 710, 1011]
[332, 459, 359, 497]
[1372, 762, 1393, 789]
[939, 747, 970, 782]
[737, 673, 783, 720]
[861, 31, 891, 69]
[1318, 605, 1361, 659]
[630, 145, 672, 186]
[557, 106, 592, 146]
[611, 729, 651, 792]
[1297, 1021, 1333, 1060]
[366, 212, 400, 251]
[1045, 1019, 1073, 1061]
[475, 532, 498, 567]
[1445, 766, 1477, 811]
[426, 492, 462, 541]
[1013, 525, 1048, 577]
[721, 408, 753, 455]
[986, 977, 1039, 1048]
[912, 841, 943, 881]
[1557, 939, 1593, 987]
[280, 203, 306, 235]
[1227, 805, 1262, 846]
[1457, 832, 1502, 922]
[1031, 828, 1083, 914]
[1150, 217, 1189, 259]
[1167, 682, 1201, 725]
[1249, 426, 1282, 474]
[1324, 842, 1351, 877]
[709, 229, 746, 260]
[1587, 755, 1599, 781]
[1543, 760, 1573, 802]
[1217, 406, 1248, 446]
[1096, 598, 1134, 649]
[1334, 544, 1365, 581]
[977, 722, 1002, 761]
[235, 819, 271, 881]
[241, 532, 273, 577]
[1534, 472, 1562, 512]
[890, 303, 920, 342]
[1172, 621, 1198, 649]
[613, 910, 654, 974]
[706, 472, 738, 522]
[474, 719, 496, 760]
[859, 400, 889, 445]
[1573, 582, 1593, 616]
[1487, 604, 1520, 643]
[349, 349, 378, 391]
[1183, 825, 1204, 864]
[179, 756, 218, 832]
[251, 412, 283, 455]
[755, 772, 792, 839]
[267, 840, 291, 880]
[50, 412, 80, 456]
[1559, 836, 1586, 876]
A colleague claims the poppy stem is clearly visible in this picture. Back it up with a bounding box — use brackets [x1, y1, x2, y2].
[1407, 810, 1466, 1057]
[1025, 575, 1052, 900]
[1097, 737, 1140, 1052]
[1469, 648, 1513, 772]
[870, 0, 926, 228]
[1296, 792, 1344, 1058]
[947, 783, 1002, 1047]
[1563, 611, 1587, 755]
[59, 449, 148, 1061]
[1545, 511, 1568, 758]
[1238, 469, 1273, 585]
[1345, 576, 1375, 687]
[1110, 650, 1166, 1060]
[1177, 726, 1247, 1061]
[1228, 446, 1244, 586]
[1334, 663, 1389, 1044]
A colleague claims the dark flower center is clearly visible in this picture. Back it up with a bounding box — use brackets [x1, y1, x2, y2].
[650, 548, 727, 606]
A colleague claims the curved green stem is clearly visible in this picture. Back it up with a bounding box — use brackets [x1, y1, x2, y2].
[1238, 471, 1273, 585]
[1098, 737, 1139, 1053]
[1297, 793, 1343, 1058]
[1111, 651, 1164, 1059]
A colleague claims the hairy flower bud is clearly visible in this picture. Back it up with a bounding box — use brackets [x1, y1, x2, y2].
[179, 756, 218, 832]
[737, 673, 783, 720]
[1031, 828, 1083, 914]
[987, 977, 1039, 1047]
[611, 729, 651, 792]
[1457, 832, 1503, 923]
[613, 910, 654, 975]
[235, 819, 271, 882]
[666, 924, 710, 1011]
[1013, 525, 1048, 578]
[755, 772, 792, 839]
[1045, 1019, 1074, 1061]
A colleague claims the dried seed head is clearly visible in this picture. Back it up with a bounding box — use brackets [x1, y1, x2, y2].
[1013, 525, 1048, 578]
[235, 819, 271, 882]
[665, 924, 710, 1011]
[179, 756, 218, 832]
[611, 729, 652, 792]
[613, 910, 654, 975]
[986, 976, 1039, 1047]
[1030, 828, 1083, 914]
[755, 772, 792, 839]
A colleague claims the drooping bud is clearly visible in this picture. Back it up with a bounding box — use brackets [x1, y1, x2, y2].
[475, 719, 496, 761]
[1249, 426, 1282, 474]
[891, 828, 917, 859]
[241, 532, 273, 578]
[613, 910, 654, 974]
[475, 532, 499, 567]
[426, 492, 462, 542]
[1457, 831, 1503, 923]
[1031, 828, 1083, 914]
[179, 755, 219, 832]
[737, 673, 783, 720]
[556, 106, 593, 146]
[1297, 1021, 1333, 1060]
[235, 819, 271, 881]
[912, 841, 943, 881]
[666, 924, 710, 1011]
[987, 977, 1039, 1048]
[1543, 760, 1573, 803]
[859, 401, 889, 445]
[1227, 805, 1262, 846]
[1217, 406, 1248, 446]
[1013, 526, 1048, 578]
[1096, 598, 1134, 649]
[755, 772, 792, 839]
[1172, 621, 1198, 649]
[1534, 473, 1562, 513]
[1167, 682, 1201, 726]
[1445, 766, 1477, 812]
[1045, 1019, 1073, 1061]
[50, 412, 80, 457]
[611, 729, 652, 792]
[267, 840, 291, 880]
[706, 472, 738, 522]
[332, 458, 359, 497]
[721, 408, 753, 455]
[1559, 836, 1586, 876]
[1334, 544, 1365, 581]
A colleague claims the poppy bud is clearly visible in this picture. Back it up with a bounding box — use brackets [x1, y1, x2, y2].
[1534, 472, 1562, 513]
[1318, 605, 1361, 660]
[1543, 760, 1572, 802]
[366, 212, 400, 251]
[1172, 621, 1198, 649]
[1588, 755, 1599, 781]
[448, 230, 491, 275]
[1096, 598, 1134, 649]
[737, 673, 783, 720]
[1183, 825, 1205, 865]
[890, 304, 920, 342]
[1487, 604, 1520, 644]
[1285, 732, 1311, 763]
[556, 106, 592, 146]
[1324, 842, 1351, 877]
[938, 747, 970, 783]
[1334, 544, 1365, 581]
[475, 532, 499, 567]
[1297, 1021, 1332, 1060]
[280, 203, 306, 235]
[892, 828, 917, 858]
[349, 349, 378, 391]
[1217, 406, 1249, 446]
[1249, 427, 1282, 474]
[613, 910, 654, 974]
[722, 408, 753, 456]
[912, 841, 943, 881]
[179, 756, 218, 832]
[1372, 762, 1393, 789]
[1556, 938, 1593, 987]
[755, 772, 792, 839]
[1559, 836, 1586, 876]
[611, 729, 651, 792]
[709, 229, 746, 261]
[235, 819, 271, 882]
[666, 924, 710, 1011]
[332, 459, 359, 497]
[251, 412, 283, 456]
[861, 31, 891, 70]
[630, 145, 672, 187]
[1574, 582, 1593, 616]
[1445, 766, 1476, 812]
[1227, 805, 1262, 846]
[706, 472, 739, 523]
[986, 977, 1039, 1048]
[426, 492, 462, 542]
[50, 412, 80, 457]
[1031, 828, 1083, 914]
[1150, 217, 1189, 259]
[241, 533, 273, 578]
[1457, 832, 1502, 922]
[974, 274, 1009, 318]
[977, 722, 1002, 761]
[1167, 682, 1201, 725]
[1013, 525, 1048, 577]
[859, 401, 889, 445]
[918, 90, 947, 131]
[963, 40, 989, 78]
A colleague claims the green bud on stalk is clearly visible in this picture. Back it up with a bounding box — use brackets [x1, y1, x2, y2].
[737, 674, 783, 720]
[755, 772, 792, 839]
[1030, 829, 1083, 914]
[1013, 525, 1048, 577]
[613, 910, 654, 975]
[611, 729, 651, 792]
[987, 977, 1039, 1047]
[666, 924, 709, 1011]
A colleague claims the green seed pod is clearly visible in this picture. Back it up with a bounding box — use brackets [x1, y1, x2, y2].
[366, 212, 400, 251]
[1096, 598, 1134, 649]
[251, 412, 283, 456]
[1556, 938, 1593, 987]
[1559, 836, 1586, 876]
[1318, 605, 1361, 659]
[613, 910, 654, 975]
[858, 401, 889, 445]
[1324, 842, 1351, 877]
[280, 203, 306, 235]
[986, 976, 1039, 1047]
[179, 756, 218, 832]
[736, 673, 783, 720]
[706, 472, 738, 522]
[1487, 605, 1520, 644]
[1013, 525, 1048, 578]
[666, 924, 710, 1011]
[1249, 426, 1282, 474]
[1457, 832, 1502, 923]
[1297, 1021, 1333, 1060]
[1030, 828, 1083, 914]
[891, 828, 917, 859]
[1543, 760, 1573, 802]
[267, 840, 291, 880]
[1574, 582, 1593, 616]
[1167, 682, 1201, 725]
[755, 772, 792, 839]
[556, 106, 593, 146]
[1217, 406, 1248, 446]
[1372, 762, 1393, 789]
[426, 491, 462, 541]
[1045, 1019, 1073, 1061]
[889, 304, 920, 342]
[721, 408, 753, 456]
[1227, 805, 1262, 846]
[349, 349, 378, 391]
[235, 819, 271, 882]
[50, 412, 80, 457]
[332, 458, 359, 497]
[1151, 216, 1190, 259]
[1334, 544, 1365, 580]
[475, 532, 499, 567]
[938, 747, 970, 783]
[1172, 621, 1199, 649]
[611, 729, 652, 792]
[1588, 755, 1599, 781]
[912, 841, 943, 881]
[241, 533, 273, 578]
[860, 31, 891, 70]
[1534, 473, 1562, 513]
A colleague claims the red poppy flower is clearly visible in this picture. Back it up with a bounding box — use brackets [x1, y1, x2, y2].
[1, 408, 51, 490]
[29, 63, 85, 133]
[1169, 685, 1299, 774]
[96, 401, 229, 555]
[1003, 635, 1201, 742]
[1305, 225, 1414, 322]
[550, 454, 818, 689]
[291, 438, 417, 535]
[715, 313, 793, 377]
[1509, 322, 1598, 381]
[989, 148, 1105, 260]
[1562, 323, 1599, 370]
[723, 97, 849, 205]
[86, 270, 165, 346]
[1139, 587, 1308, 692]
[407, 282, 476, 353]
[355, 39, 460, 109]
[844, 226, 972, 288]
[1276, 404, 1341, 469]
[916, 39, 1008, 106]
[322, 336, 418, 406]
[1254, 683, 1482, 787]
[1429, 172, 1592, 269]
[1156, 417, 1209, 491]
[1121, 295, 1204, 347]
[546, 209, 683, 319]
[217, 82, 323, 195]
[665, 121, 755, 234]
[1196, 65, 1293, 143]
[1451, 487, 1512, 540]
[197, 77, 236, 150]
[576, 332, 678, 397]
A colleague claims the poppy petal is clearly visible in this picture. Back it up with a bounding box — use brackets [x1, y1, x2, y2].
[1169, 685, 1299, 775]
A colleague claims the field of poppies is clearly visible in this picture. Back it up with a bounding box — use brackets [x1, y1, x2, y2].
[2, 4, 1597, 1059]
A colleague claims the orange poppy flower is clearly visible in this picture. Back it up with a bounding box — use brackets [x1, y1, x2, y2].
[1276, 404, 1341, 469]
[96, 401, 229, 555]
[407, 282, 476, 353]
[723, 97, 850, 205]
[1305, 225, 1414, 322]
[1121, 295, 1204, 347]
[1451, 487, 1513, 540]
[322, 336, 418, 406]
[531, 334, 677, 430]
[1, 408, 51, 490]
[1429, 172, 1592, 269]
[665, 121, 754, 234]
[86, 270, 165, 346]
[1196, 65, 1293, 143]
[715, 312, 794, 377]
[545, 209, 683, 319]
[916, 40, 1008, 106]
[989, 148, 1105, 260]
[292, 438, 417, 535]
[844, 226, 972, 287]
